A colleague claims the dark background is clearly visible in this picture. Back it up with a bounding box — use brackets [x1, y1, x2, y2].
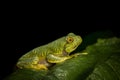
[1, 9, 119, 79]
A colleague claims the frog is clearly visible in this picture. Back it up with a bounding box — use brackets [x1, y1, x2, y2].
[16, 33, 82, 70]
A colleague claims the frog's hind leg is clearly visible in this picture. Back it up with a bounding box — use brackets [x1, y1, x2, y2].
[17, 56, 48, 70]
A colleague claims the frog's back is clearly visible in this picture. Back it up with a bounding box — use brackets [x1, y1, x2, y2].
[18, 45, 49, 60]
[19, 37, 65, 60]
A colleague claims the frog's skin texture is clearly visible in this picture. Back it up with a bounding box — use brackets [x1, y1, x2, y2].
[16, 33, 82, 70]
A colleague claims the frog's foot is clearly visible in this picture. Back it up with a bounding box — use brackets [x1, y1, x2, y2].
[81, 52, 88, 55]
[36, 64, 48, 70]
[71, 52, 88, 58]
[71, 53, 81, 58]
[30, 64, 48, 70]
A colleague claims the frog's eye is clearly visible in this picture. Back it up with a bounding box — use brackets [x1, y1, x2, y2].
[66, 36, 74, 43]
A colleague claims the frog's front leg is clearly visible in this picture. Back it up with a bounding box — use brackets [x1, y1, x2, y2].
[47, 52, 88, 63]
[47, 54, 72, 63]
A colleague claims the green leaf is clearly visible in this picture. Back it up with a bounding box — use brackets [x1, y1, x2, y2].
[4, 35, 120, 80]
[4, 69, 47, 80]
[86, 53, 120, 80]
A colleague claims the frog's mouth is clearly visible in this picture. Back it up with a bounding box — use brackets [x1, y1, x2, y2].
[62, 45, 78, 56]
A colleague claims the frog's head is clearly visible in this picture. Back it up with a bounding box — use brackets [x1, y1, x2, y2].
[64, 33, 82, 54]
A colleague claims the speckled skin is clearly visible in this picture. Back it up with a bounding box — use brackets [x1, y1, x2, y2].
[16, 33, 82, 70]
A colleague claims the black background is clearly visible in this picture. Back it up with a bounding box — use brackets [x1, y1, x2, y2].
[1, 7, 119, 79]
